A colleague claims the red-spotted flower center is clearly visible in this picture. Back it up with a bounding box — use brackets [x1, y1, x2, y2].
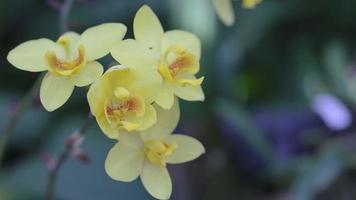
[46, 36, 86, 76]
[159, 45, 204, 86]
[104, 87, 145, 131]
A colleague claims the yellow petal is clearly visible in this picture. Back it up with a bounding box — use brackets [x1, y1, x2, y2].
[105, 65, 162, 103]
[161, 30, 202, 60]
[212, 0, 235, 26]
[134, 5, 164, 54]
[140, 99, 180, 141]
[58, 32, 80, 42]
[105, 142, 144, 182]
[40, 73, 74, 111]
[79, 23, 127, 61]
[137, 104, 157, 131]
[172, 73, 205, 101]
[140, 161, 172, 200]
[111, 39, 158, 70]
[96, 114, 120, 139]
[70, 61, 103, 87]
[87, 75, 113, 116]
[118, 132, 144, 148]
[7, 39, 63, 72]
[177, 76, 204, 86]
[121, 121, 141, 132]
[165, 134, 205, 164]
[155, 82, 175, 110]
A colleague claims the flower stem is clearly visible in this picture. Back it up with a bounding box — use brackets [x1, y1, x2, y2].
[59, 0, 75, 33]
[0, 74, 43, 170]
[45, 113, 93, 200]
[45, 150, 69, 200]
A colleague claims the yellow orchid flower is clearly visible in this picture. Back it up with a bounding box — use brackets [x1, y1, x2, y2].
[212, 0, 262, 26]
[212, 0, 235, 26]
[87, 65, 162, 139]
[105, 100, 205, 200]
[7, 23, 127, 111]
[111, 5, 205, 110]
[243, 0, 263, 9]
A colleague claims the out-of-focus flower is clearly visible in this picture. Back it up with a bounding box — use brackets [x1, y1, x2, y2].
[111, 5, 205, 110]
[212, 0, 235, 26]
[7, 23, 127, 111]
[212, 0, 262, 26]
[105, 100, 205, 200]
[243, 0, 263, 9]
[312, 93, 352, 131]
[66, 130, 84, 150]
[87, 65, 161, 139]
[71, 148, 91, 164]
[67, 131, 91, 164]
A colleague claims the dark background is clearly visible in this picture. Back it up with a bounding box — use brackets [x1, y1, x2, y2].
[1, 0, 356, 199]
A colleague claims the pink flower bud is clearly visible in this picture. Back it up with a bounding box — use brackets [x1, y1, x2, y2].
[71, 148, 91, 164]
[66, 131, 84, 150]
[40, 152, 58, 171]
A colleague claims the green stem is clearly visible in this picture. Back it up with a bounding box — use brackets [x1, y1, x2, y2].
[0, 74, 43, 170]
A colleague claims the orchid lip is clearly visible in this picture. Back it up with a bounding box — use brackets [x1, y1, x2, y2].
[46, 45, 86, 76]
[104, 87, 146, 131]
[158, 45, 203, 86]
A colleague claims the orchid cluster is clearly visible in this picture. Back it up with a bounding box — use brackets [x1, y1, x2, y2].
[7, 5, 205, 200]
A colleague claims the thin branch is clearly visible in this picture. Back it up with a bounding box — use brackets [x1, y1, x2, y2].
[0, 74, 44, 169]
[59, 0, 75, 33]
[45, 113, 93, 200]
